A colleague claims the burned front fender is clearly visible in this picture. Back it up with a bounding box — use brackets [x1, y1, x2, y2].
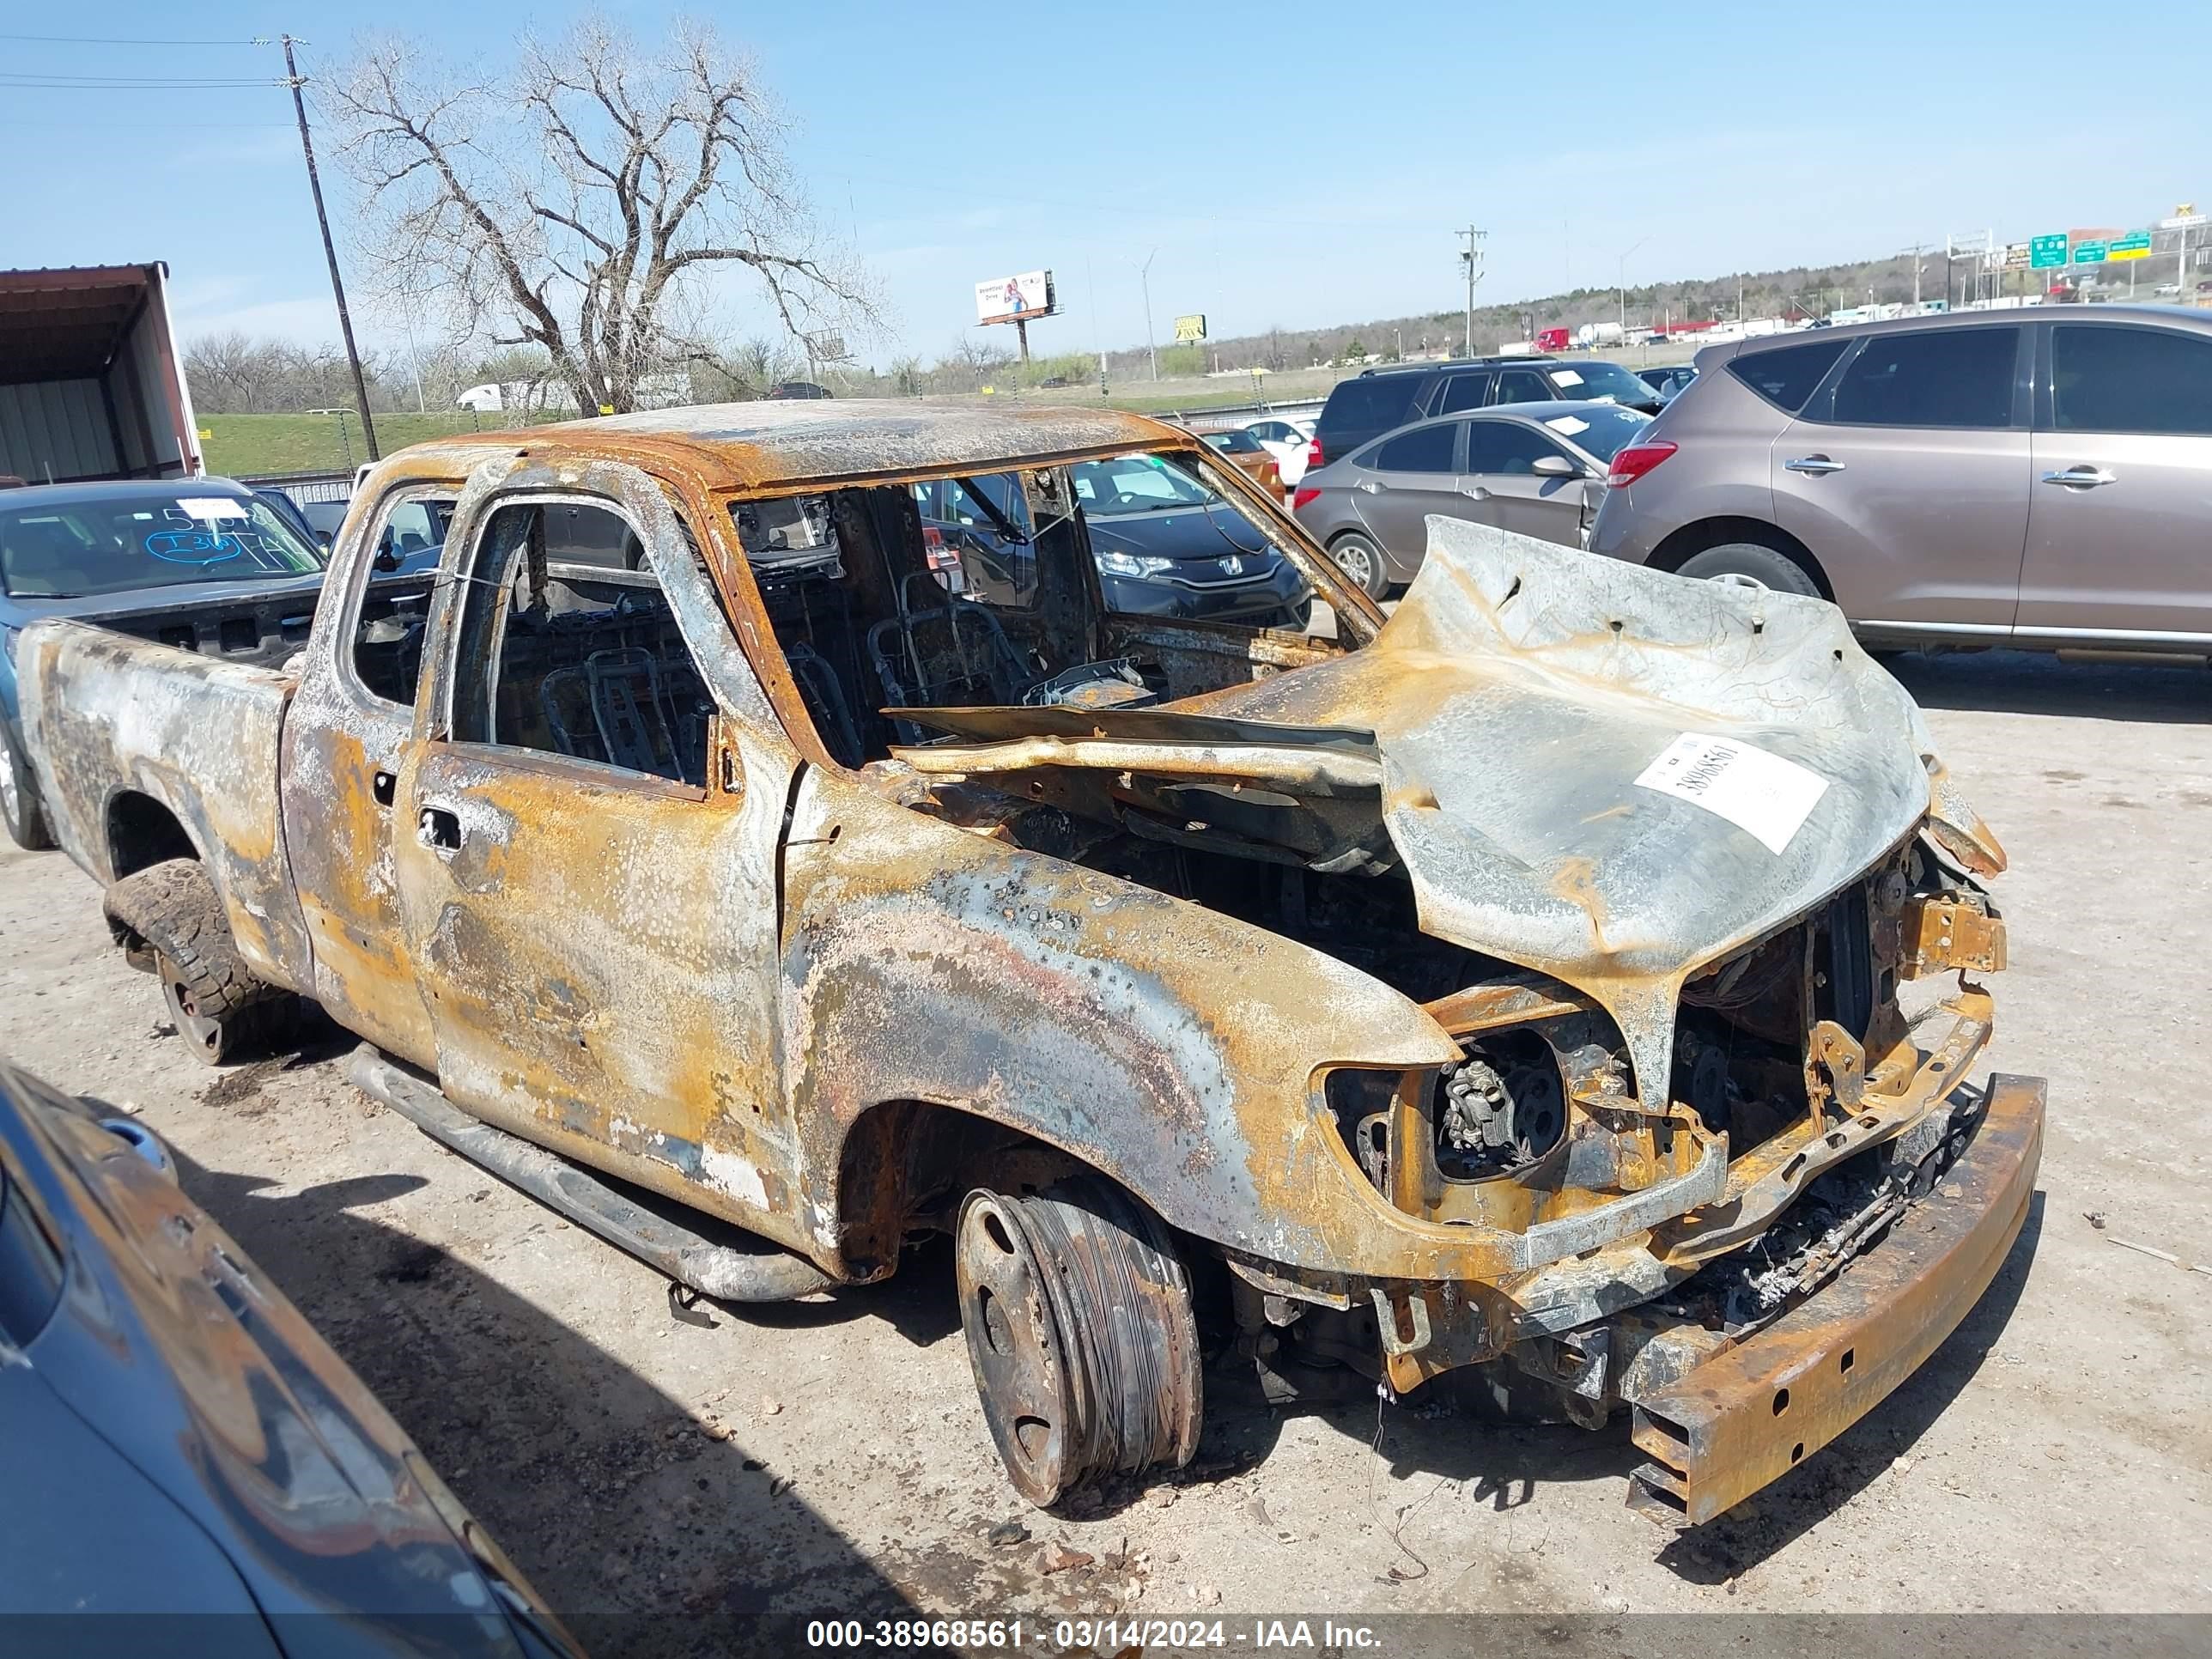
[775, 773, 1559, 1281]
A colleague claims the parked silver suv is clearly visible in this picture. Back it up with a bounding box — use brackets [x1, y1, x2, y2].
[1588, 306, 2212, 657]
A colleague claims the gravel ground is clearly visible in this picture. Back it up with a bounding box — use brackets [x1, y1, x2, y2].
[3, 650, 2207, 1652]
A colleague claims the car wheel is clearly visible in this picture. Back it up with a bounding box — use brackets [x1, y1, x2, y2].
[1328, 532, 1393, 600]
[1674, 542, 1821, 598]
[956, 1176, 1201, 1508]
[0, 724, 54, 852]
[105, 858, 295, 1067]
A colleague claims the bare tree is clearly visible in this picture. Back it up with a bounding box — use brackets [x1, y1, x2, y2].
[328, 18, 876, 416]
[945, 333, 1012, 391]
[183, 331, 396, 414]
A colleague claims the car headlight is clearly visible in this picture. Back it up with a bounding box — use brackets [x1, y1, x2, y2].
[1097, 550, 1175, 579]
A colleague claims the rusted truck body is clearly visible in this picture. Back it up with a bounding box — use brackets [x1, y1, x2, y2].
[16, 401, 2042, 1522]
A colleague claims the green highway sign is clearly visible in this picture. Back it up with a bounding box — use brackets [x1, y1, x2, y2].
[2073, 240, 2108, 264]
[2030, 233, 2069, 269]
[2108, 230, 2153, 261]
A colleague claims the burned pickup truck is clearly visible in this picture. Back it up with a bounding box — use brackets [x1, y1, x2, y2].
[17, 401, 2042, 1523]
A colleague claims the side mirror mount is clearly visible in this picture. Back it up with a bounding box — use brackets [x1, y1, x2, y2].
[1531, 454, 1577, 478]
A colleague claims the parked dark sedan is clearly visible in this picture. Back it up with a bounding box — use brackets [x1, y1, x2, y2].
[915, 455, 1311, 629]
[0, 1057, 579, 1654]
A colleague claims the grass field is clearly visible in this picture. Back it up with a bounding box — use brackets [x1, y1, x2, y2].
[200, 410, 558, 478]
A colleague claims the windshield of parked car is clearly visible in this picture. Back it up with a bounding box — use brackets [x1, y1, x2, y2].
[1071, 454, 1218, 517]
[1201, 430, 1262, 454]
[1525, 361, 1660, 407]
[0, 489, 326, 599]
[1535, 404, 1653, 462]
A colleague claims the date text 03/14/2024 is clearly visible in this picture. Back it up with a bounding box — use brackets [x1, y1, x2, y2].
[803, 1619, 1383, 1650]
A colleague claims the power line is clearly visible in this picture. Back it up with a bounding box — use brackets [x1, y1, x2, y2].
[0, 119, 293, 129]
[0, 74, 283, 88]
[0, 32, 271, 46]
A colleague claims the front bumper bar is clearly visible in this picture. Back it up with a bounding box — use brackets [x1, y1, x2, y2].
[1624, 1071, 2045, 1525]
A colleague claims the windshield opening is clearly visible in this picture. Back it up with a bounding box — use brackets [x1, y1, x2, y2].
[0, 489, 325, 599]
[726, 450, 1362, 770]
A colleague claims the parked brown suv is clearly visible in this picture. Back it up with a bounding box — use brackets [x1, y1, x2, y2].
[1588, 306, 2212, 657]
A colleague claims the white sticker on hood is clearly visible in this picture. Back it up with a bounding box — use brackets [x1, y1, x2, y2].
[176, 496, 249, 520]
[1634, 732, 1829, 854]
[1548, 368, 1584, 387]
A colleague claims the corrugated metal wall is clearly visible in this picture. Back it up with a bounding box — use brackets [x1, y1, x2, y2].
[118, 296, 184, 473]
[0, 379, 119, 482]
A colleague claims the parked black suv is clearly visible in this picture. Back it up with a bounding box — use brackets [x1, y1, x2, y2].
[1310, 356, 1665, 469]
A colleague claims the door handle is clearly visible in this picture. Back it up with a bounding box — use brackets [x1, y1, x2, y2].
[416, 803, 462, 853]
[2039, 465, 2116, 489]
[1460, 484, 1492, 501]
[1784, 455, 1846, 475]
[1355, 479, 1387, 493]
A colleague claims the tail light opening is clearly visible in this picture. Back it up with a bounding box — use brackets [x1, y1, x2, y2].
[1607, 441, 1677, 489]
[1291, 486, 1322, 511]
[1304, 436, 1324, 472]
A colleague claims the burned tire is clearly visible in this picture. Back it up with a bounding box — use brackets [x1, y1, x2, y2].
[104, 858, 292, 1067]
[1674, 540, 1822, 598]
[0, 725, 53, 852]
[955, 1176, 1202, 1507]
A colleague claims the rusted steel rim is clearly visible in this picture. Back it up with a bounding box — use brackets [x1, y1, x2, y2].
[159, 961, 223, 1061]
[956, 1182, 1200, 1506]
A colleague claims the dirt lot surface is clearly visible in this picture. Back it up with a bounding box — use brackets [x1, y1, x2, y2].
[4, 652, 2208, 1651]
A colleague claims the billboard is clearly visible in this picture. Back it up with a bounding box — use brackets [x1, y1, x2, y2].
[975, 270, 1056, 325]
[1173, 313, 1207, 343]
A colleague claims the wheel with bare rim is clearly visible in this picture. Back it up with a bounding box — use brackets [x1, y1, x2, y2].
[955, 1176, 1201, 1507]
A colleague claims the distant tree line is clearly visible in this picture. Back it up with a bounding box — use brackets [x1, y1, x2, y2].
[190, 242, 2013, 416]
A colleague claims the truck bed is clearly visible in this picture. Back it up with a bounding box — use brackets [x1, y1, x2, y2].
[17, 618, 312, 990]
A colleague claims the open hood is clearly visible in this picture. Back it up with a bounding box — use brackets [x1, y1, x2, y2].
[893, 519, 2001, 1109]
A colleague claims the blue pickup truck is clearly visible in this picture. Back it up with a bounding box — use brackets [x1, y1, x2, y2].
[0, 477, 334, 849]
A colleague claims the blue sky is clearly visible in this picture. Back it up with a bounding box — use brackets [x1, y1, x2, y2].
[2, 0, 2205, 369]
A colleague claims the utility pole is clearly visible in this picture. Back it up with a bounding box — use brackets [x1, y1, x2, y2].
[282, 35, 378, 460]
[1617, 237, 1648, 334]
[1138, 249, 1159, 381]
[1903, 242, 1928, 308]
[1457, 226, 1486, 356]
